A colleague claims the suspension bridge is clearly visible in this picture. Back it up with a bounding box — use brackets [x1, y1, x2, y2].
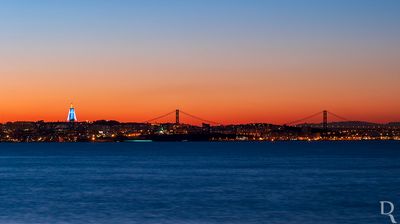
[143, 109, 223, 126]
[143, 109, 351, 129]
[284, 110, 350, 129]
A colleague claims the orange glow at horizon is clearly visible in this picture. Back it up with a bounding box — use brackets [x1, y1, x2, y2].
[1, 67, 399, 125]
[1, 56, 399, 124]
[1, 1, 400, 124]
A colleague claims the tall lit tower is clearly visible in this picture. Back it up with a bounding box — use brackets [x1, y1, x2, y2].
[67, 104, 77, 122]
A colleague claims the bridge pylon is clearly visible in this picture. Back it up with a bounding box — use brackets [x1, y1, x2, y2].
[323, 110, 328, 130]
[175, 109, 180, 124]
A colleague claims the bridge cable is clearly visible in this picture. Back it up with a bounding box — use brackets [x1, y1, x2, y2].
[180, 111, 222, 126]
[144, 111, 176, 123]
[327, 111, 350, 121]
[284, 111, 323, 126]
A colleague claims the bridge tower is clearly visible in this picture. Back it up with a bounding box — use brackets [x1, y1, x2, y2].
[67, 104, 77, 122]
[175, 109, 180, 124]
[323, 110, 328, 130]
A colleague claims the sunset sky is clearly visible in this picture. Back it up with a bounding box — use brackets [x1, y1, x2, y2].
[1, 0, 399, 124]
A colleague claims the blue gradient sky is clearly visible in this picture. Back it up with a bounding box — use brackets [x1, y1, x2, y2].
[1, 0, 399, 123]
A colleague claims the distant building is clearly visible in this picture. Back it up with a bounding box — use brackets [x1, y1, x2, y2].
[67, 104, 77, 122]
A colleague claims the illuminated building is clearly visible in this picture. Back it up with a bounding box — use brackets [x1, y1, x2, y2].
[67, 104, 77, 122]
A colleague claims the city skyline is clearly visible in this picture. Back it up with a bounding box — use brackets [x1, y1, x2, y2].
[2, 103, 400, 143]
[1, 0, 400, 124]
[1, 103, 399, 126]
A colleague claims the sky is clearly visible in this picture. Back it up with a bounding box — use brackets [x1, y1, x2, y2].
[0, 0, 399, 124]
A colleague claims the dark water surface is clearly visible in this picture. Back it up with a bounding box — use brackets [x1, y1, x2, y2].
[0, 142, 399, 224]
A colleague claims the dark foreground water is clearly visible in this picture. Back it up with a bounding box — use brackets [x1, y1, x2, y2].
[0, 142, 399, 224]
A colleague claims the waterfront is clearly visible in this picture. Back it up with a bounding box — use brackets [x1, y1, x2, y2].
[0, 142, 399, 224]
[2, 120, 400, 142]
